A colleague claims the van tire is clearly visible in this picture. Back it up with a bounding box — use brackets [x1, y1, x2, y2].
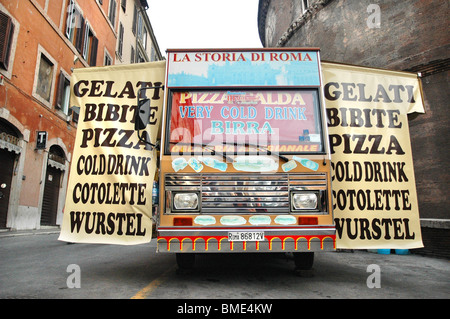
[176, 253, 195, 270]
[293, 252, 314, 270]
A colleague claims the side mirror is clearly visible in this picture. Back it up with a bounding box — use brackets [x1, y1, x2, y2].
[135, 98, 151, 130]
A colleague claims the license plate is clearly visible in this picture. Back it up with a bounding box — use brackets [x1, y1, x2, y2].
[228, 231, 265, 242]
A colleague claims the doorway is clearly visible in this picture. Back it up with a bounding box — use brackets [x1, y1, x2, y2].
[0, 120, 21, 229]
[0, 148, 15, 228]
[40, 146, 65, 226]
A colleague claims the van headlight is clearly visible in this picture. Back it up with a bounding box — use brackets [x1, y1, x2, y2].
[173, 192, 199, 211]
[291, 192, 318, 211]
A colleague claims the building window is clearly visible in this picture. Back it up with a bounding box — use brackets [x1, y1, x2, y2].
[130, 46, 135, 64]
[121, 0, 127, 12]
[65, 1, 98, 66]
[36, 54, 54, 103]
[64, 0, 86, 54]
[142, 27, 148, 50]
[150, 45, 156, 62]
[33, 46, 57, 107]
[82, 22, 98, 66]
[302, 0, 309, 13]
[65, 0, 82, 45]
[118, 23, 124, 58]
[132, 5, 137, 35]
[108, 0, 117, 28]
[88, 37, 98, 66]
[55, 71, 70, 115]
[0, 11, 15, 70]
[137, 13, 143, 41]
[104, 51, 112, 66]
[71, 106, 80, 123]
[137, 50, 145, 63]
[82, 22, 91, 60]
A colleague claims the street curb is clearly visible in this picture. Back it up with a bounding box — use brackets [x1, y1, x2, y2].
[0, 227, 61, 238]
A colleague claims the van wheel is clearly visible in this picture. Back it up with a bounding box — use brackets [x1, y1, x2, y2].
[293, 252, 314, 270]
[176, 253, 195, 270]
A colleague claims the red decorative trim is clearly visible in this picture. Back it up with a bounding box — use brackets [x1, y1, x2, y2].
[158, 235, 336, 251]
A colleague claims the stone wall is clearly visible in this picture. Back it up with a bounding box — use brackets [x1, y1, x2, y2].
[258, 0, 450, 220]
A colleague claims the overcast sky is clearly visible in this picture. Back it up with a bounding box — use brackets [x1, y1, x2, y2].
[146, 0, 262, 57]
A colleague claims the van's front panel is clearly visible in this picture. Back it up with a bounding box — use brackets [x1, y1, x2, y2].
[157, 49, 335, 254]
[157, 168, 335, 253]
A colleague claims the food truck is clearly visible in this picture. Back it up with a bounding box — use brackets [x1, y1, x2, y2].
[60, 48, 425, 271]
[136, 49, 336, 269]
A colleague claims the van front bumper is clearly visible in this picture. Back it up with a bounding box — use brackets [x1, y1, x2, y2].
[157, 226, 336, 253]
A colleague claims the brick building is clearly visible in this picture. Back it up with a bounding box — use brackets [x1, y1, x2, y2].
[258, 0, 449, 257]
[0, 0, 161, 231]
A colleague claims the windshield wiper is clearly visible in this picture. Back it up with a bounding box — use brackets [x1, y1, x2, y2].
[214, 141, 289, 162]
[240, 142, 289, 163]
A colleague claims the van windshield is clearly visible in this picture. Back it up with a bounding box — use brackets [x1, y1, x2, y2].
[165, 89, 324, 155]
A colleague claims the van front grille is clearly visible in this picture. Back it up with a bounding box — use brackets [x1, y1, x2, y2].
[165, 173, 327, 214]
